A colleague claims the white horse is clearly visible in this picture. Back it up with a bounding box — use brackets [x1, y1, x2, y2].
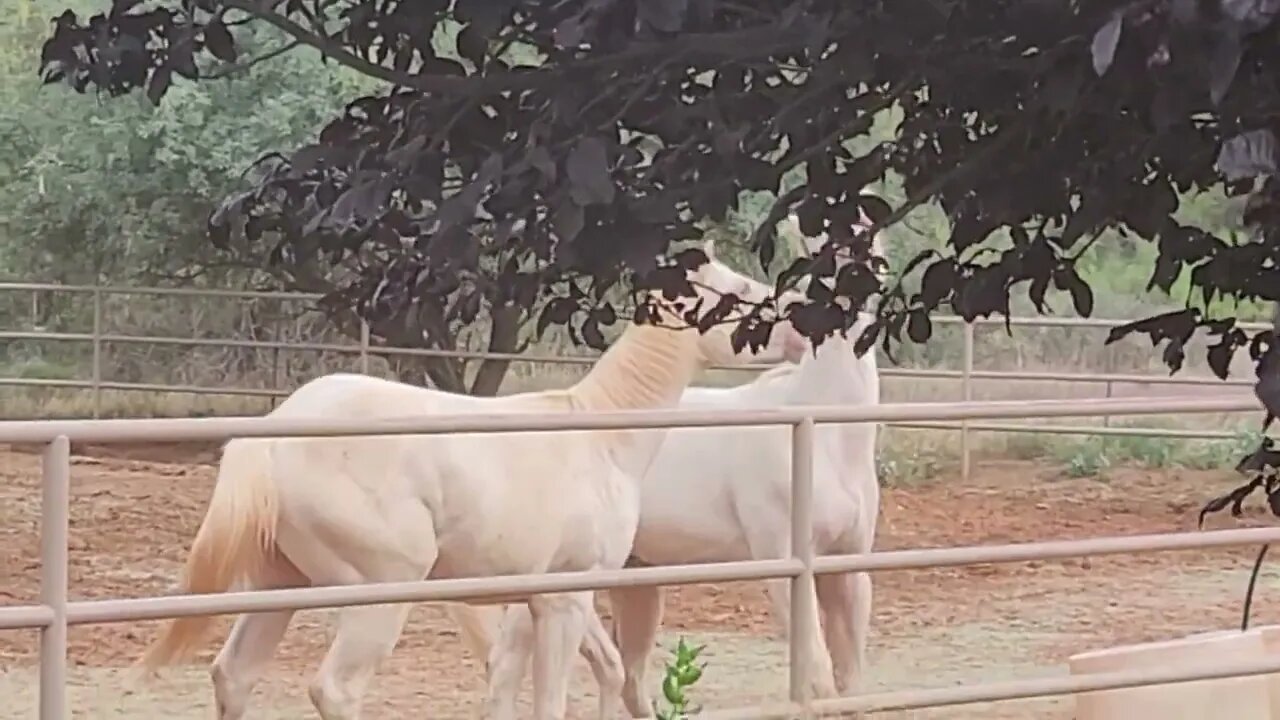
[136, 250, 806, 720]
[452, 213, 885, 716]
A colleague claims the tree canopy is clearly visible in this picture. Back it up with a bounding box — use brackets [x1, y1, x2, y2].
[33, 0, 1280, 394]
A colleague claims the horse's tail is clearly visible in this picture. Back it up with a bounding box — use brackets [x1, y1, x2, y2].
[445, 602, 504, 665]
[139, 439, 279, 671]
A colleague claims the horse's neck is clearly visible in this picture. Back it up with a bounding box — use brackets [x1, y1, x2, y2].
[570, 321, 700, 412]
[790, 329, 878, 406]
[568, 319, 702, 478]
[788, 320, 880, 476]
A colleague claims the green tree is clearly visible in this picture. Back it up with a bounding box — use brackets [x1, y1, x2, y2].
[1, 1, 374, 285]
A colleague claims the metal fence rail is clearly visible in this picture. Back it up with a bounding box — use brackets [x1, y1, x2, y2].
[0, 282, 1265, 486]
[3, 394, 1274, 718]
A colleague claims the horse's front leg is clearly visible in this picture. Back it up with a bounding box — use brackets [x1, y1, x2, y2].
[529, 591, 594, 720]
[761, 576, 836, 701]
[609, 584, 665, 717]
[819, 498, 878, 717]
[747, 526, 836, 701]
[815, 571, 872, 698]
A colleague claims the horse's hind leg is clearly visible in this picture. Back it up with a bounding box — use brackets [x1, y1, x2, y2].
[298, 504, 438, 719]
[608, 585, 663, 718]
[486, 604, 535, 720]
[211, 611, 295, 720]
[211, 554, 307, 720]
[529, 591, 593, 720]
[309, 603, 414, 720]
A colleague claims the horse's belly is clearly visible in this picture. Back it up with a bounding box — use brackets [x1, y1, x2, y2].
[432, 524, 557, 578]
[631, 517, 749, 565]
[432, 465, 638, 577]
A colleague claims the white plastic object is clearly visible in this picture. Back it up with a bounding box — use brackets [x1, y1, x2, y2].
[1069, 628, 1280, 720]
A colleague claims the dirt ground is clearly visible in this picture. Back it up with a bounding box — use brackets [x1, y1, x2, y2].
[2, 442, 1279, 719]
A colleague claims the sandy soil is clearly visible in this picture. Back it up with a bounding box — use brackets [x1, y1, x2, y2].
[1, 443, 1278, 719]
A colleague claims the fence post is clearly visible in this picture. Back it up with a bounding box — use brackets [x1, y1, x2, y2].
[40, 435, 70, 720]
[270, 316, 284, 410]
[359, 320, 371, 375]
[960, 322, 974, 482]
[91, 288, 103, 419]
[789, 417, 817, 718]
[1102, 380, 1114, 427]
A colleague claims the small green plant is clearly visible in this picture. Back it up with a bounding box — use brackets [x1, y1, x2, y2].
[1064, 449, 1110, 478]
[876, 431, 950, 486]
[653, 637, 707, 720]
[1057, 436, 1112, 478]
[1109, 434, 1177, 467]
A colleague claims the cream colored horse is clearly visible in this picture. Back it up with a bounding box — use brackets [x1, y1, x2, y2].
[137, 250, 805, 720]
[453, 212, 885, 717]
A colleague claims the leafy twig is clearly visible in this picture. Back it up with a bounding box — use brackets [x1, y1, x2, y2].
[218, 0, 814, 98]
[201, 40, 302, 79]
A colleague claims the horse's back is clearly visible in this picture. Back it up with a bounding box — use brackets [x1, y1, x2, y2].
[270, 372, 487, 419]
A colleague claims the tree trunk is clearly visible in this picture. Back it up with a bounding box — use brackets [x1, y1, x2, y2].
[264, 267, 506, 396]
[392, 354, 468, 394]
[468, 304, 523, 397]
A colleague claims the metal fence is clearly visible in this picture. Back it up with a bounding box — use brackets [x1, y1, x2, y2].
[4, 394, 1279, 719]
[0, 281, 1268, 484]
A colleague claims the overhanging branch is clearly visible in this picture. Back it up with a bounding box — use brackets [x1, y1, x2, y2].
[201, 39, 301, 79]
[218, 0, 820, 97]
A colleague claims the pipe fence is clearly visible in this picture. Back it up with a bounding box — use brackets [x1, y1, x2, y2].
[3, 394, 1278, 719]
[0, 281, 1266, 484]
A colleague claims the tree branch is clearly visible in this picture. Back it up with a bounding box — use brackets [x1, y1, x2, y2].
[866, 120, 1028, 243]
[201, 39, 302, 79]
[218, 0, 817, 97]
[749, 184, 807, 251]
[746, 76, 920, 257]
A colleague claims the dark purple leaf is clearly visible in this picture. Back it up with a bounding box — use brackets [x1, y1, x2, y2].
[145, 65, 171, 106]
[1060, 267, 1094, 317]
[203, 17, 237, 63]
[1208, 25, 1244, 105]
[1218, 130, 1279, 181]
[566, 137, 615, 206]
[638, 0, 688, 32]
[537, 296, 577, 337]
[906, 309, 932, 343]
[552, 197, 585, 242]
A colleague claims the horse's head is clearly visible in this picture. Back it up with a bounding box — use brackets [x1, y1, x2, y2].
[647, 241, 806, 367]
[784, 204, 888, 287]
[780, 202, 886, 338]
